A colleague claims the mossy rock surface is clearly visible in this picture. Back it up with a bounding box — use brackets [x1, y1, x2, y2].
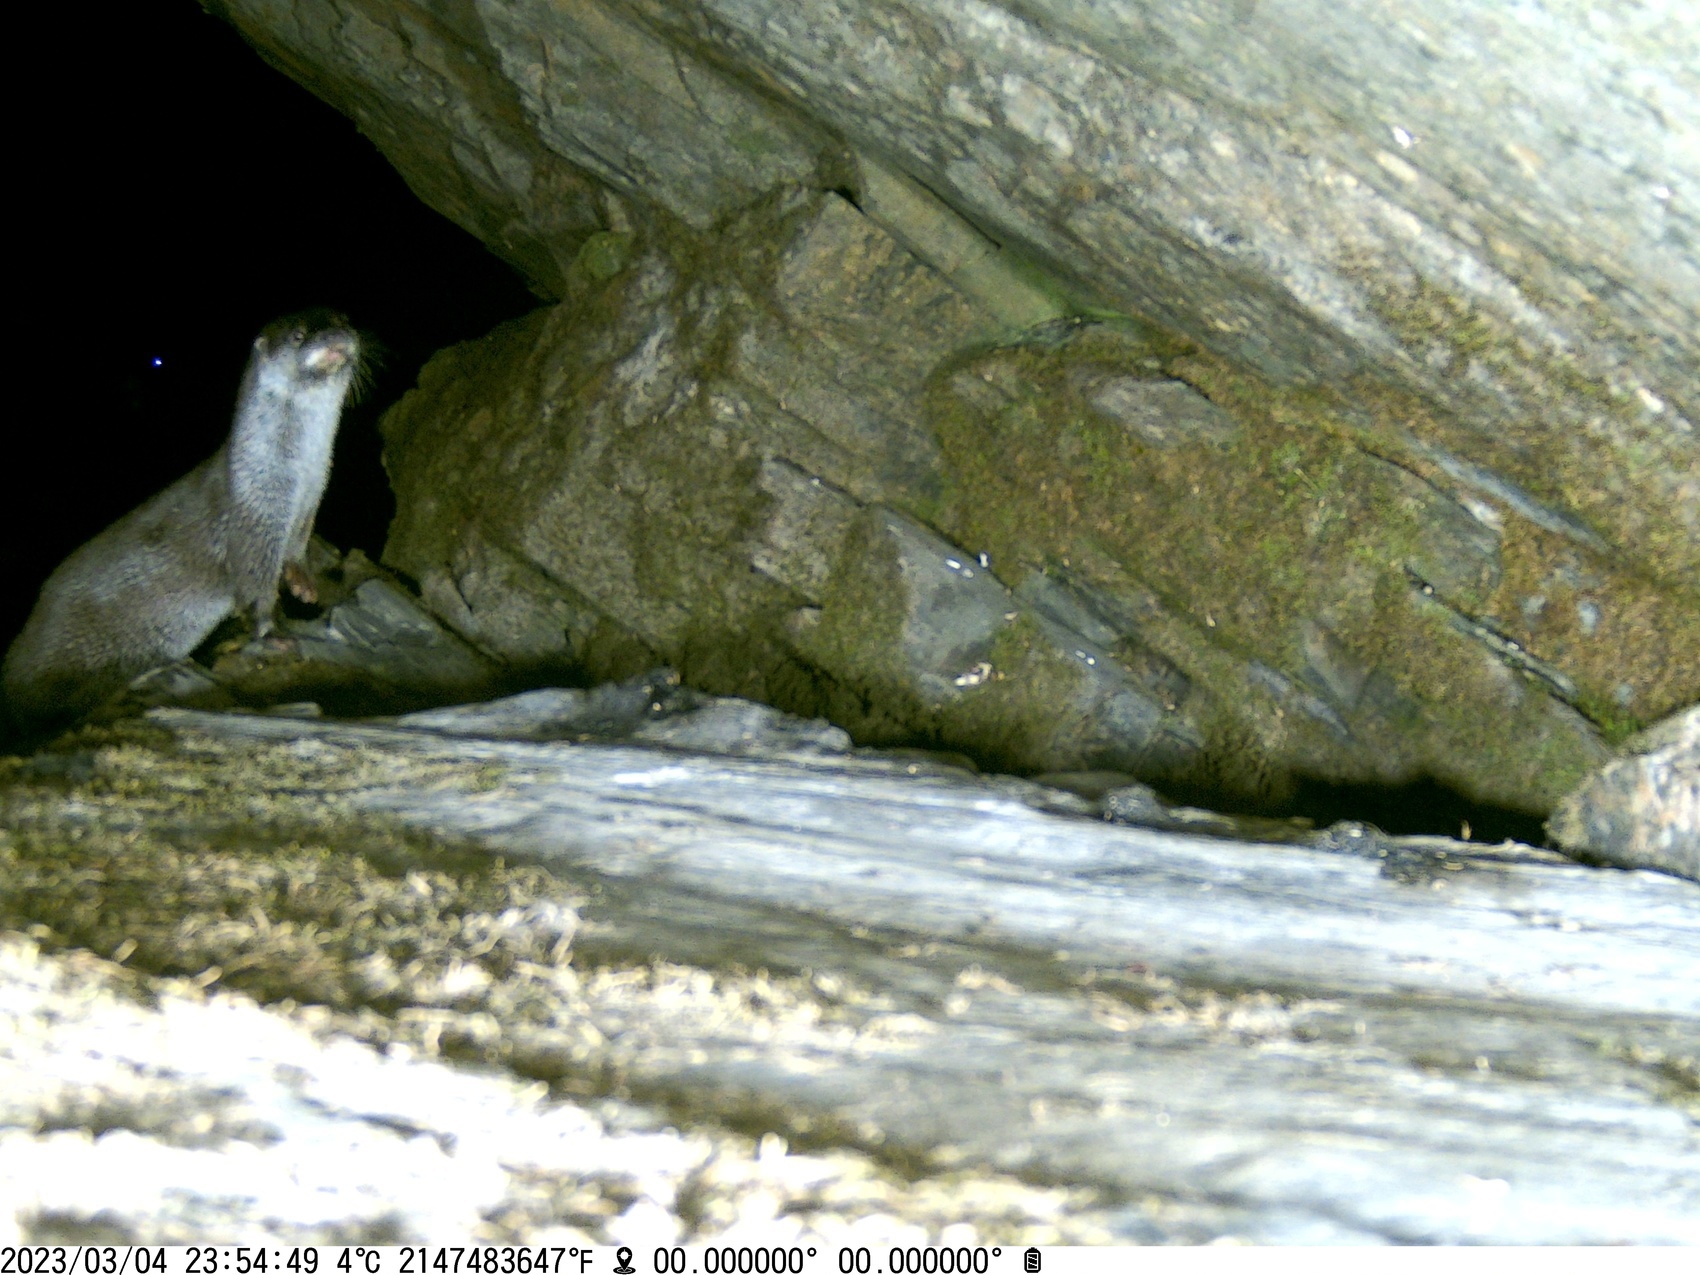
[196, 0, 1700, 820]
[378, 190, 1690, 815]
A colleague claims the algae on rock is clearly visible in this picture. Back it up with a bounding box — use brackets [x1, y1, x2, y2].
[377, 186, 1673, 811]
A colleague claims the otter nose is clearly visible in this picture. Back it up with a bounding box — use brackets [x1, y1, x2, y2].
[303, 337, 356, 374]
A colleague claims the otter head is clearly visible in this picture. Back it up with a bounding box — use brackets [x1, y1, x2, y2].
[254, 309, 361, 386]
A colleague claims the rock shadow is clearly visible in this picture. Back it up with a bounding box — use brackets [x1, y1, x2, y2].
[1286, 774, 1547, 845]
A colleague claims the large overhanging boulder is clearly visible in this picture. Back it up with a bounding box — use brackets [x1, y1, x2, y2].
[209, 0, 1699, 815]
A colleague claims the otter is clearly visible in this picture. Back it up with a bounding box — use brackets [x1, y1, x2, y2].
[3, 311, 362, 733]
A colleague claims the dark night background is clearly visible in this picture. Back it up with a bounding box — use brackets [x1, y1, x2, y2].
[5, 2, 536, 656]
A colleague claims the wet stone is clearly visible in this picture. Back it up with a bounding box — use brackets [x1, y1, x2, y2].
[1075, 375, 1242, 448]
[1549, 705, 1700, 882]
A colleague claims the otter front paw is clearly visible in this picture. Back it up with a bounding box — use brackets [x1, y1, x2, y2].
[247, 611, 296, 654]
[282, 561, 318, 604]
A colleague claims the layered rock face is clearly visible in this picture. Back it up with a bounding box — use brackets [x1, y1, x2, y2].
[212, 0, 1698, 814]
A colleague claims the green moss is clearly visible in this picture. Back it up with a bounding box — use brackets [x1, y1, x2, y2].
[1573, 696, 1645, 749]
[575, 231, 633, 281]
[1353, 274, 1697, 587]
[919, 317, 1636, 808]
[1269, 440, 1305, 473]
[801, 515, 910, 680]
[935, 615, 1085, 773]
[727, 127, 781, 160]
[777, 512, 933, 747]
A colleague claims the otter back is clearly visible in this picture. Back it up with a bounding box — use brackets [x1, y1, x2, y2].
[2, 311, 361, 733]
